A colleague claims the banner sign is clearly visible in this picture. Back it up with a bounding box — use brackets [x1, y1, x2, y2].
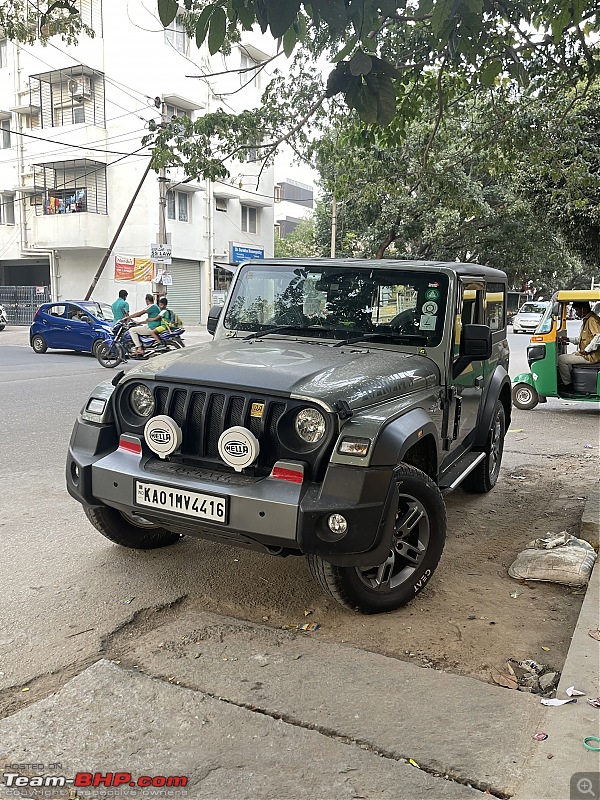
[230, 243, 265, 264]
[151, 243, 172, 264]
[114, 255, 154, 283]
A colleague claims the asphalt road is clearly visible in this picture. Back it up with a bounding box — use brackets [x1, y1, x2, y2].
[0, 325, 597, 694]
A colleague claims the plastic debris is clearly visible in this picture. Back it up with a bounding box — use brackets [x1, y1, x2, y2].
[584, 444, 593, 449]
[508, 429, 524, 433]
[508, 658, 546, 675]
[541, 646, 550, 651]
[510, 474, 527, 480]
[587, 697, 600, 709]
[408, 759, 420, 768]
[492, 673, 518, 690]
[304, 610, 313, 616]
[588, 629, 600, 642]
[298, 622, 320, 632]
[509, 590, 522, 599]
[121, 598, 135, 605]
[540, 698, 576, 706]
[20, 687, 30, 692]
[566, 686, 585, 697]
[532, 732, 548, 741]
[508, 533, 596, 587]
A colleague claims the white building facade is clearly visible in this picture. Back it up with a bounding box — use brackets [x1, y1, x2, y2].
[0, 1, 275, 324]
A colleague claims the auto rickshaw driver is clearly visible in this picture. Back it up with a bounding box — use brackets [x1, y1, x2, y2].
[557, 301, 600, 395]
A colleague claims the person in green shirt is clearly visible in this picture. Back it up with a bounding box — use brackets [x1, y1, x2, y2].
[111, 289, 129, 322]
[124, 293, 163, 354]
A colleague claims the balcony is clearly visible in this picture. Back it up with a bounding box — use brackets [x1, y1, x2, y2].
[29, 66, 105, 129]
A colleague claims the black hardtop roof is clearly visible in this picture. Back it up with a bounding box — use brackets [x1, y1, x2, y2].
[238, 258, 507, 281]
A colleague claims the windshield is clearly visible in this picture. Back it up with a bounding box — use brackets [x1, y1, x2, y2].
[223, 265, 450, 346]
[535, 304, 554, 334]
[81, 302, 114, 322]
[519, 303, 548, 315]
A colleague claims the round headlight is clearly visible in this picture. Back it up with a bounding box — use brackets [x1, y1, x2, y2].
[294, 408, 326, 443]
[129, 384, 155, 417]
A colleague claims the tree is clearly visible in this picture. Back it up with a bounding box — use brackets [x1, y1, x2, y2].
[0, 1, 92, 44]
[274, 217, 320, 258]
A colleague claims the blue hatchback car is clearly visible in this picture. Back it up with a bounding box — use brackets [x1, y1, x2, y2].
[30, 301, 114, 355]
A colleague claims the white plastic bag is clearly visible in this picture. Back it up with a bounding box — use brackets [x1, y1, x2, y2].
[508, 532, 597, 587]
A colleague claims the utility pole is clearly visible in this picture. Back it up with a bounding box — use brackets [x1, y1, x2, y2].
[330, 195, 337, 258]
[153, 98, 167, 300]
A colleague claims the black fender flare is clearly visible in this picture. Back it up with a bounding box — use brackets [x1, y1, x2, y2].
[473, 366, 512, 448]
[370, 407, 440, 468]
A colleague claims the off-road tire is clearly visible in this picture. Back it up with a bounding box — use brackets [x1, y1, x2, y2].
[462, 401, 506, 493]
[83, 505, 180, 549]
[31, 334, 47, 354]
[307, 464, 446, 614]
[512, 382, 539, 411]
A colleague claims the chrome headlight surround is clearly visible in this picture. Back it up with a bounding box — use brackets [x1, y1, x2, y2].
[294, 408, 326, 444]
[129, 384, 155, 418]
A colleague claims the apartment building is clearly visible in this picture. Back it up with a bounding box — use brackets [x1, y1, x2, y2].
[274, 177, 314, 239]
[0, 0, 275, 324]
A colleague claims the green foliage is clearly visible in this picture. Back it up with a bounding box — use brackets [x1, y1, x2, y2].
[274, 217, 321, 258]
[0, 0, 94, 44]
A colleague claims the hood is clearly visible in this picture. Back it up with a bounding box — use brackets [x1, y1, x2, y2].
[125, 337, 440, 410]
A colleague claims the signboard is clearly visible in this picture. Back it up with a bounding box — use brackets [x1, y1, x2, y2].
[154, 269, 173, 286]
[230, 243, 265, 264]
[151, 243, 172, 264]
[114, 255, 154, 283]
[211, 290, 227, 307]
[35, 286, 45, 295]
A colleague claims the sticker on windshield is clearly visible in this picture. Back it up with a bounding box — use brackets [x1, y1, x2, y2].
[422, 301, 438, 315]
[419, 314, 437, 331]
[425, 288, 440, 301]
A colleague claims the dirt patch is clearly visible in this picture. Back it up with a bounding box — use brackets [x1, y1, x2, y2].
[182, 453, 597, 686]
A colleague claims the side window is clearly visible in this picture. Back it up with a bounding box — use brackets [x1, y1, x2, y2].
[455, 282, 484, 351]
[485, 283, 505, 331]
[47, 304, 66, 317]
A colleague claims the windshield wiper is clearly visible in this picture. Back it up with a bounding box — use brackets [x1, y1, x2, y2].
[243, 325, 313, 341]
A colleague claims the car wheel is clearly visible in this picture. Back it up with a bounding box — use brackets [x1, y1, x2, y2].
[461, 401, 506, 494]
[307, 464, 446, 614]
[31, 334, 48, 354]
[83, 505, 181, 549]
[0, 324, 5, 331]
[96, 341, 124, 368]
[92, 339, 105, 357]
[512, 382, 539, 411]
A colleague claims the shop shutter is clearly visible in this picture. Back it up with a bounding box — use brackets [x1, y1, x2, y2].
[163, 259, 202, 326]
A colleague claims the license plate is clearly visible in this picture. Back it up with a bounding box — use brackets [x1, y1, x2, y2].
[135, 481, 227, 523]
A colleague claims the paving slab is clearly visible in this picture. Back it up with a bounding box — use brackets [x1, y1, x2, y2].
[580, 487, 600, 548]
[0, 659, 484, 800]
[123, 611, 544, 796]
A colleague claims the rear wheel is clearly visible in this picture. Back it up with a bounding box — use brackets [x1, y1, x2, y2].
[83, 505, 180, 549]
[307, 464, 446, 613]
[462, 401, 506, 493]
[31, 334, 47, 354]
[512, 382, 539, 410]
[96, 341, 124, 368]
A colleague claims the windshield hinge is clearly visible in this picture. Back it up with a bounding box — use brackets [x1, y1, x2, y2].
[334, 400, 353, 420]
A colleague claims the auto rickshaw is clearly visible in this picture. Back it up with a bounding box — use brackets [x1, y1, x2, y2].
[512, 289, 600, 410]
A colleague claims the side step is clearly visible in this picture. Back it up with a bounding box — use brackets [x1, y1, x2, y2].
[439, 451, 486, 495]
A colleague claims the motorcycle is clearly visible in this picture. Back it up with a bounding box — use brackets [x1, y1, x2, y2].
[0, 303, 7, 331]
[96, 320, 185, 368]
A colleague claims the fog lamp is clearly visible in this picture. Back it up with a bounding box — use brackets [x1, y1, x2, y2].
[327, 514, 348, 535]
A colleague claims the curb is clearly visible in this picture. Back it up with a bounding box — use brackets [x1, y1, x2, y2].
[514, 492, 600, 800]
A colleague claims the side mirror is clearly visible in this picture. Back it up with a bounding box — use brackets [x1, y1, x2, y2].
[552, 301, 560, 316]
[453, 324, 492, 379]
[460, 324, 492, 359]
[207, 304, 222, 336]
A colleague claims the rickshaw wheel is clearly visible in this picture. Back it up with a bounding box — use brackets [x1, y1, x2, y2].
[512, 383, 539, 411]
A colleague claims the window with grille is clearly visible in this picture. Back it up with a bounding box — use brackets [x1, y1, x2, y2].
[0, 39, 7, 69]
[29, 67, 105, 129]
[241, 204, 258, 233]
[33, 159, 107, 215]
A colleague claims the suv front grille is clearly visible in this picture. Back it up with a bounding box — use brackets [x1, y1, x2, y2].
[151, 385, 288, 472]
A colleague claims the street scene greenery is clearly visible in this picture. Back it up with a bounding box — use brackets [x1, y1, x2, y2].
[4, 0, 599, 288]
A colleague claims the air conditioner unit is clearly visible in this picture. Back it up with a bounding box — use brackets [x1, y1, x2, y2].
[68, 76, 92, 101]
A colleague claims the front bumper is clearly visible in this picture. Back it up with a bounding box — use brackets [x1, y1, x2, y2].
[66, 417, 397, 567]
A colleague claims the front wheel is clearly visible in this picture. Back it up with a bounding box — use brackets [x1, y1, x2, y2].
[31, 334, 48, 353]
[96, 341, 124, 368]
[307, 464, 446, 613]
[512, 382, 539, 411]
[462, 401, 506, 494]
[83, 505, 181, 549]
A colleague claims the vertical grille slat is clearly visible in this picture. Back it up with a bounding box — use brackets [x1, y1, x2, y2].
[170, 389, 187, 429]
[183, 391, 206, 456]
[206, 394, 225, 457]
[154, 387, 168, 416]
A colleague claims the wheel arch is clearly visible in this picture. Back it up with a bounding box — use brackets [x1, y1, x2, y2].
[473, 366, 511, 448]
[370, 408, 440, 473]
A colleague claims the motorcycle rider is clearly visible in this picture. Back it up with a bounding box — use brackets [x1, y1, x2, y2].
[123, 293, 163, 356]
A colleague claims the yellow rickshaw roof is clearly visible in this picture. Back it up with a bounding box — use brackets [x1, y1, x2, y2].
[556, 289, 600, 301]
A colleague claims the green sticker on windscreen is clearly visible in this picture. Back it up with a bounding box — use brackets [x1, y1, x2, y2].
[425, 288, 440, 301]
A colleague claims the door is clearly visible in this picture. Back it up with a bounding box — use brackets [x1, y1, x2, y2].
[63, 303, 97, 351]
[39, 303, 68, 347]
[448, 280, 485, 454]
[164, 259, 203, 326]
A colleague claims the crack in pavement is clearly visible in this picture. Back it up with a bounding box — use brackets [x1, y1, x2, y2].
[118, 662, 505, 799]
